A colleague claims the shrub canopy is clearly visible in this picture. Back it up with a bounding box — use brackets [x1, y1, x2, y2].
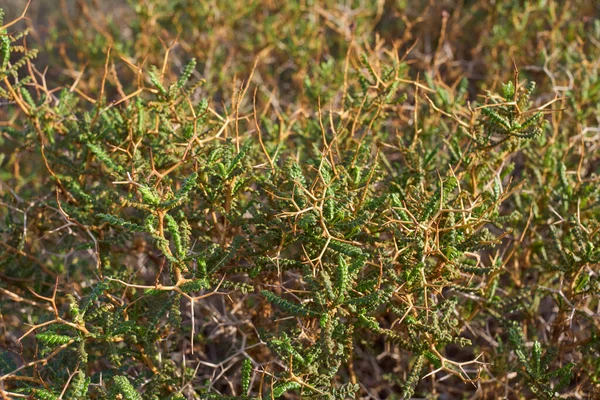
[1, 1, 600, 399]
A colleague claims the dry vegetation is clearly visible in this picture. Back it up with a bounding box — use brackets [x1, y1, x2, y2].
[1, 1, 600, 399]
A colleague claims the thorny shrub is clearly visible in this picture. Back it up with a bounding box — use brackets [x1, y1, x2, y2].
[1, 1, 600, 399]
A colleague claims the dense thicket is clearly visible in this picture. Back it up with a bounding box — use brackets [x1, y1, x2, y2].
[1, 1, 600, 399]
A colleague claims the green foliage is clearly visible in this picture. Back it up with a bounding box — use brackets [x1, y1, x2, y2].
[36, 332, 73, 346]
[509, 328, 574, 399]
[65, 371, 90, 400]
[262, 290, 315, 317]
[1, 1, 600, 399]
[109, 376, 143, 400]
[241, 358, 252, 396]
